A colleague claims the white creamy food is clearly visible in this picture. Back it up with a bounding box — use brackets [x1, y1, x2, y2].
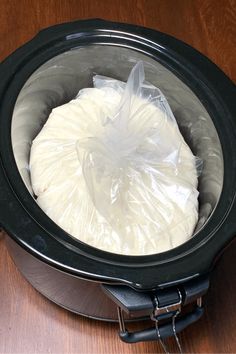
[30, 76, 199, 255]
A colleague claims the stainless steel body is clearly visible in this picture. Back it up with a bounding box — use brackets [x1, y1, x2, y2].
[6, 236, 141, 321]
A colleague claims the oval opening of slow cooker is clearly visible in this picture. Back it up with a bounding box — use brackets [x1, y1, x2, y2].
[11, 44, 224, 254]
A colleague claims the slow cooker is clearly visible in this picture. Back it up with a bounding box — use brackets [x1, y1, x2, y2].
[0, 19, 235, 344]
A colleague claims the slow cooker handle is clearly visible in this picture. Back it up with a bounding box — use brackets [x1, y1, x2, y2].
[118, 306, 204, 343]
[102, 276, 209, 343]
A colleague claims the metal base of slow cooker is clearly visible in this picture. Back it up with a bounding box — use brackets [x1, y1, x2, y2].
[6, 235, 146, 322]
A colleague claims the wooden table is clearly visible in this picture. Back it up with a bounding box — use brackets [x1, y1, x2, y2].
[0, 1, 235, 353]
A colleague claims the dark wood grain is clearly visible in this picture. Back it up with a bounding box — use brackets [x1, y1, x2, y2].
[0, 1, 236, 353]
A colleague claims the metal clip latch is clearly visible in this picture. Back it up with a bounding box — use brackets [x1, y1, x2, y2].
[151, 289, 182, 321]
[151, 290, 183, 354]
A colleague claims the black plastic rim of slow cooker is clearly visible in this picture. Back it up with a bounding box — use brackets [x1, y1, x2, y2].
[0, 19, 235, 290]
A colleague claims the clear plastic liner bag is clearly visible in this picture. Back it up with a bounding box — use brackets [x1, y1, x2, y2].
[75, 61, 201, 252]
[29, 60, 201, 254]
